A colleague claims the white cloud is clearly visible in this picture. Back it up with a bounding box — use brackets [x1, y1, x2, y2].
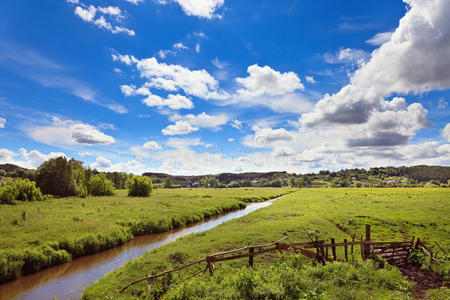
[169, 112, 229, 130]
[143, 94, 194, 110]
[366, 31, 393, 46]
[158, 42, 189, 59]
[173, 42, 188, 50]
[324, 48, 369, 65]
[166, 137, 204, 149]
[71, 4, 135, 36]
[236, 64, 304, 97]
[26, 117, 115, 146]
[115, 54, 228, 100]
[212, 57, 227, 69]
[272, 146, 295, 157]
[143, 141, 161, 149]
[158, 0, 225, 19]
[0, 117, 5, 128]
[243, 124, 294, 148]
[438, 97, 448, 109]
[442, 123, 450, 142]
[0, 148, 66, 169]
[305, 76, 316, 84]
[162, 120, 199, 135]
[195, 43, 200, 53]
[230, 119, 242, 130]
[227, 138, 234, 142]
[90, 156, 147, 174]
[125, 0, 144, 4]
[301, 0, 450, 138]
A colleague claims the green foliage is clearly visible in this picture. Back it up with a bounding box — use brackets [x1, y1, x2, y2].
[0, 179, 51, 204]
[36, 157, 87, 197]
[163, 177, 173, 188]
[0, 181, 18, 204]
[226, 180, 241, 188]
[165, 258, 411, 300]
[127, 176, 153, 197]
[88, 174, 114, 196]
[200, 176, 220, 188]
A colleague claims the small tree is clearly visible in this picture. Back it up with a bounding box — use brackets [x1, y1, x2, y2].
[163, 177, 173, 188]
[127, 176, 153, 197]
[88, 174, 114, 196]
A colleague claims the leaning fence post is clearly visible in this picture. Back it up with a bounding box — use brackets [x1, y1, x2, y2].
[248, 247, 254, 268]
[360, 235, 365, 260]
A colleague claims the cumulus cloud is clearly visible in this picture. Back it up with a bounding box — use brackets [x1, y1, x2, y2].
[26, 117, 115, 146]
[166, 137, 204, 149]
[125, 0, 144, 4]
[437, 97, 448, 109]
[243, 124, 294, 148]
[366, 31, 394, 46]
[300, 0, 450, 145]
[90, 156, 147, 174]
[70, 3, 135, 36]
[162, 120, 199, 135]
[120, 84, 193, 109]
[169, 112, 229, 130]
[157, 0, 225, 19]
[442, 123, 450, 142]
[158, 42, 189, 59]
[0, 148, 66, 169]
[227, 138, 234, 142]
[0, 117, 5, 128]
[114, 54, 228, 100]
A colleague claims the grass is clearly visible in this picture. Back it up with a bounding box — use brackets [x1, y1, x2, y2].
[81, 188, 450, 299]
[0, 187, 291, 282]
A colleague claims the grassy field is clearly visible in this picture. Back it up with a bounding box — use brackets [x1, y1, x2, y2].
[82, 188, 450, 299]
[0, 187, 291, 282]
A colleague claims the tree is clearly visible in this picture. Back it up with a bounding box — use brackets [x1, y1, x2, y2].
[88, 174, 114, 196]
[127, 176, 153, 197]
[163, 177, 173, 188]
[36, 157, 86, 197]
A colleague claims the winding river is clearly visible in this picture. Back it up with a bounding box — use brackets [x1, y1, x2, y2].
[0, 196, 282, 300]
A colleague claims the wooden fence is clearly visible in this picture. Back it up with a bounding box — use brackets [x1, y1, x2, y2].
[120, 224, 442, 295]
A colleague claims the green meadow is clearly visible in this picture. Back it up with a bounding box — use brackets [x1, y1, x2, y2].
[82, 188, 450, 299]
[0, 187, 291, 282]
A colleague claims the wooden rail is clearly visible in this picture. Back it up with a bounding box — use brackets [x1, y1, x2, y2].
[119, 224, 443, 295]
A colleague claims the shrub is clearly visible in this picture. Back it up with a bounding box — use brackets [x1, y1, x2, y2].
[88, 174, 114, 196]
[0, 180, 18, 204]
[15, 178, 50, 202]
[126, 176, 153, 197]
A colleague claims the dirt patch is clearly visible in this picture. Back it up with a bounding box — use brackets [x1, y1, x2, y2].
[398, 265, 449, 298]
[325, 218, 353, 237]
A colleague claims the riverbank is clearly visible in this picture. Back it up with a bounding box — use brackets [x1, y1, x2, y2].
[82, 188, 449, 299]
[0, 188, 292, 283]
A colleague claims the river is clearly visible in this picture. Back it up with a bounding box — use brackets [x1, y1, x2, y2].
[0, 196, 281, 300]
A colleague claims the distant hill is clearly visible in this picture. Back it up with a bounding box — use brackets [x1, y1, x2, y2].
[0, 163, 26, 172]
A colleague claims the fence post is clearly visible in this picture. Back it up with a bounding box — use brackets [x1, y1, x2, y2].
[364, 224, 371, 259]
[147, 278, 153, 296]
[249, 247, 254, 268]
[330, 238, 337, 261]
[344, 238, 348, 261]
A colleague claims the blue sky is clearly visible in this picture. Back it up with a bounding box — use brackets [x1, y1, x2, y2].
[0, 0, 449, 175]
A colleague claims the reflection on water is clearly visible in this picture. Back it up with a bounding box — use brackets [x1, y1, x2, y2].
[0, 197, 280, 300]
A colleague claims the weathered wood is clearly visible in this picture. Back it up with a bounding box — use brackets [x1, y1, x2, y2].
[119, 258, 206, 293]
[208, 236, 288, 257]
[351, 236, 354, 255]
[248, 247, 254, 268]
[360, 235, 365, 260]
[325, 245, 329, 259]
[344, 239, 348, 261]
[330, 238, 337, 261]
[435, 241, 446, 254]
[410, 236, 415, 248]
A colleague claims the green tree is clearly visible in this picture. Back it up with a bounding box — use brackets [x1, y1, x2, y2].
[163, 177, 173, 188]
[36, 157, 86, 197]
[127, 176, 153, 197]
[88, 174, 114, 196]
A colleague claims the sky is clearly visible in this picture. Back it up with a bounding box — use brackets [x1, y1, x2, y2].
[0, 0, 449, 175]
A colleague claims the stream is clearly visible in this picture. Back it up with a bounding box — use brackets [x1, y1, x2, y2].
[0, 196, 282, 300]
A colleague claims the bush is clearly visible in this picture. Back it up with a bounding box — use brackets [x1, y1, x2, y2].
[126, 176, 153, 197]
[15, 178, 51, 202]
[88, 174, 114, 196]
[0, 180, 18, 204]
